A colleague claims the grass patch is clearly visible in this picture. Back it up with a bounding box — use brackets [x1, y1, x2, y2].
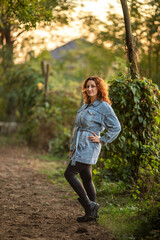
[38, 153, 68, 162]
[37, 153, 78, 199]
[0, 134, 27, 146]
[37, 153, 69, 187]
[97, 194, 144, 240]
[96, 182, 160, 240]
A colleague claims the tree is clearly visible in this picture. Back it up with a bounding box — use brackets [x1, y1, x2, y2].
[0, 0, 76, 120]
[81, 1, 159, 85]
[0, 0, 75, 68]
[120, 0, 139, 79]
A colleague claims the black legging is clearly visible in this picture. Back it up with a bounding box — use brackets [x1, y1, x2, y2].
[64, 161, 96, 201]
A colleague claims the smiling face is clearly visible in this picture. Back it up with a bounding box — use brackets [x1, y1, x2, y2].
[85, 80, 98, 99]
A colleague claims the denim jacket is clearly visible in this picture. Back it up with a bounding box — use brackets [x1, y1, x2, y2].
[70, 99, 121, 165]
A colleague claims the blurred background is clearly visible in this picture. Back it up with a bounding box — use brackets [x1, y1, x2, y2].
[0, 0, 159, 129]
[0, 1, 160, 239]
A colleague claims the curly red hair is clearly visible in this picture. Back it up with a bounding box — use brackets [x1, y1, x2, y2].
[82, 76, 111, 105]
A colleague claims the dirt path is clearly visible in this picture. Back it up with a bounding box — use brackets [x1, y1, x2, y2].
[0, 144, 115, 240]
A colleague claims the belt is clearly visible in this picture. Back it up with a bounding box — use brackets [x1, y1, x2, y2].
[71, 128, 99, 166]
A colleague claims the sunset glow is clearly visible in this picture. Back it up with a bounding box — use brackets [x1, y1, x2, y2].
[15, 0, 122, 62]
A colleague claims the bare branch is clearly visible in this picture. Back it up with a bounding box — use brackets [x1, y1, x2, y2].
[15, 30, 26, 38]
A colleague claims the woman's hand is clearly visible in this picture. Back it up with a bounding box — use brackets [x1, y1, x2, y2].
[69, 150, 73, 158]
[88, 132, 100, 143]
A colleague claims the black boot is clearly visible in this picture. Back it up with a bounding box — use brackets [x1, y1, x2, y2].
[76, 197, 99, 222]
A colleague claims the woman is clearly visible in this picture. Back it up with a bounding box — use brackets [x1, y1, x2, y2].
[64, 76, 121, 222]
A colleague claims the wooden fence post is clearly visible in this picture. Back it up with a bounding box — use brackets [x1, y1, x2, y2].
[41, 61, 50, 102]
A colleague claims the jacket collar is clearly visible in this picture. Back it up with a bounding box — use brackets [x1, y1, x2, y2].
[79, 99, 101, 112]
[90, 99, 101, 107]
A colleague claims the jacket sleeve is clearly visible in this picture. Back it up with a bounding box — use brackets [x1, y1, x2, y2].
[100, 104, 121, 145]
[70, 126, 78, 151]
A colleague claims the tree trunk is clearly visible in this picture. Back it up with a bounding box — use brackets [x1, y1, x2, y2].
[155, 47, 159, 74]
[0, 21, 14, 69]
[120, 0, 139, 79]
[148, 36, 152, 78]
[0, 20, 15, 120]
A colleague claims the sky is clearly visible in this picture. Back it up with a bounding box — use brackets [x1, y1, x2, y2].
[15, 0, 123, 62]
[77, 0, 122, 21]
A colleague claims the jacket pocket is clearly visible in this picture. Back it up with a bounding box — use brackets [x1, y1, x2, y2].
[88, 110, 97, 115]
[84, 110, 97, 121]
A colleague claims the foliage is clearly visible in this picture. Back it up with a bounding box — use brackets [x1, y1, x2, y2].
[81, 2, 160, 87]
[18, 79, 81, 151]
[0, 52, 82, 151]
[30, 90, 80, 151]
[51, 39, 125, 82]
[0, 0, 76, 69]
[0, 0, 75, 29]
[93, 75, 160, 232]
[99, 75, 160, 180]
[0, 63, 44, 121]
[1, 0, 51, 29]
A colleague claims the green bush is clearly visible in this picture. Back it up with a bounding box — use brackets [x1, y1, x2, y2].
[0, 63, 43, 121]
[99, 75, 160, 182]
[94, 75, 160, 218]
[0, 61, 81, 153]
[21, 89, 81, 152]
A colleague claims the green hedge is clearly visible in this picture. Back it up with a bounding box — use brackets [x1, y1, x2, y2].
[94, 75, 160, 215]
[98, 75, 160, 181]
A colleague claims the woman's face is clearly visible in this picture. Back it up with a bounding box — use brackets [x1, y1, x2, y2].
[85, 80, 98, 98]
